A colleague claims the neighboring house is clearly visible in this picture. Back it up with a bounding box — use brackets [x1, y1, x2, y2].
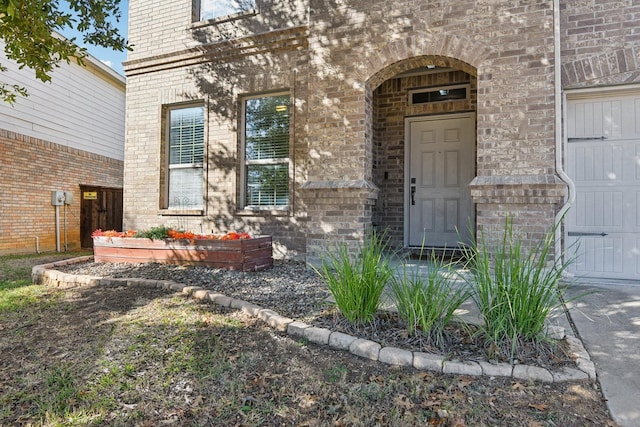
[0, 37, 125, 255]
[123, 0, 640, 281]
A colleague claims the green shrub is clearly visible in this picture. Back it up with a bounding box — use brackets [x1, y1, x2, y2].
[461, 216, 571, 362]
[389, 251, 470, 348]
[316, 231, 394, 325]
[134, 225, 172, 239]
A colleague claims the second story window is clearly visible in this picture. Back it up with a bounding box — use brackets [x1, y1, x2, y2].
[198, 0, 256, 22]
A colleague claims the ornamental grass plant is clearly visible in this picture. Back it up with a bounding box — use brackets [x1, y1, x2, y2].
[316, 231, 394, 325]
[389, 248, 470, 349]
[460, 217, 571, 362]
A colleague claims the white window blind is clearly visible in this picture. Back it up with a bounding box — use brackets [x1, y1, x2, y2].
[168, 106, 204, 210]
[244, 94, 290, 207]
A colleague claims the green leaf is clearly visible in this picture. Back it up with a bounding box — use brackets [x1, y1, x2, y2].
[0, 0, 130, 104]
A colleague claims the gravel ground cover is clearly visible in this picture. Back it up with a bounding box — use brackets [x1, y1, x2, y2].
[59, 260, 330, 320]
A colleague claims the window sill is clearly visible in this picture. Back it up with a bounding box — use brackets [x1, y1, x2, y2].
[236, 207, 289, 217]
[158, 209, 204, 216]
[190, 9, 258, 29]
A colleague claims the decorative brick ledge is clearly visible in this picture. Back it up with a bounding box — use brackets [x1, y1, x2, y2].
[469, 174, 567, 204]
[32, 257, 597, 384]
[300, 179, 379, 191]
[123, 26, 309, 76]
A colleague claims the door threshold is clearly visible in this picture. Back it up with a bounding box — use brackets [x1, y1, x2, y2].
[404, 246, 468, 262]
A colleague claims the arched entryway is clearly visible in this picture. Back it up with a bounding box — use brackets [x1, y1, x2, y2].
[368, 57, 478, 249]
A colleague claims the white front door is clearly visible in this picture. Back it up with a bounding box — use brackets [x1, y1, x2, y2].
[566, 91, 640, 280]
[406, 114, 475, 248]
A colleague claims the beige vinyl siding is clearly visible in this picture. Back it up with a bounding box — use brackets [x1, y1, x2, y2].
[0, 44, 125, 161]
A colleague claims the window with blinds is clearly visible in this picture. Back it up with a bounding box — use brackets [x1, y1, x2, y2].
[168, 106, 204, 210]
[243, 94, 290, 208]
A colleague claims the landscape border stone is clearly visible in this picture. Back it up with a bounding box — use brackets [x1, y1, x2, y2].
[478, 361, 513, 377]
[512, 365, 554, 383]
[287, 321, 310, 337]
[350, 338, 381, 361]
[212, 294, 233, 307]
[32, 258, 598, 384]
[413, 352, 444, 372]
[379, 346, 413, 366]
[303, 326, 332, 345]
[443, 360, 482, 376]
[329, 331, 357, 351]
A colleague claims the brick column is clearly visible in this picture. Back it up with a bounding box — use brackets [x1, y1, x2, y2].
[469, 175, 567, 250]
[300, 180, 379, 266]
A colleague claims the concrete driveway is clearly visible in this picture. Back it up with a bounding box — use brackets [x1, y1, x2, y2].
[564, 282, 640, 427]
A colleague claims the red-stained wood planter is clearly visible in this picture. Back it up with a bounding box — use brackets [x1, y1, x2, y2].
[92, 236, 273, 272]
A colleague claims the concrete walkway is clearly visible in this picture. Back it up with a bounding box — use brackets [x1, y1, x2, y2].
[564, 282, 640, 427]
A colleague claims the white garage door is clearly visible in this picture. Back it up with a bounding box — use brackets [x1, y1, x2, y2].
[565, 91, 640, 281]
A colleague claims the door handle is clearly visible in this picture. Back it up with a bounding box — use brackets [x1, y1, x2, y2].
[411, 186, 416, 205]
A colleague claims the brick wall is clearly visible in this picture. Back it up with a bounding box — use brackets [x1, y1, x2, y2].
[123, 24, 310, 259]
[302, 0, 561, 255]
[0, 130, 123, 255]
[129, 0, 629, 259]
[127, 0, 308, 63]
[561, 0, 640, 88]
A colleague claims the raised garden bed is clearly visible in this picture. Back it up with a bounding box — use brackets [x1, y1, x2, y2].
[92, 235, 273, 272]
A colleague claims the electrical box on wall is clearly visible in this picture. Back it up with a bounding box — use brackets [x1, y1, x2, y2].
[63, 191, 73, 205]
[51, 190, 65, 206]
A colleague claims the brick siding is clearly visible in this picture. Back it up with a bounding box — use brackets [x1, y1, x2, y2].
[561, 0, 640, 88]
[124, 0, 640, 259]
[0, 130, 123, 255]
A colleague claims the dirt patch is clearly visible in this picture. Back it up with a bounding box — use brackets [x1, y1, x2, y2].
[0, 254, 618, 426]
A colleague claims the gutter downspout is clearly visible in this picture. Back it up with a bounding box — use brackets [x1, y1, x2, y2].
[553, 0, 576, 262]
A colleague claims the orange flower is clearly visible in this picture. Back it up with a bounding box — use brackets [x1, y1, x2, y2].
[168, 229, 196, 239]
[92, 228, 251, 240]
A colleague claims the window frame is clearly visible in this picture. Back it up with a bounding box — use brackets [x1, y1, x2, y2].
[160, 103, 206, 215]
[239, 91, 292, 212]
[193, 0, 258, 25]
[408, 83, 470, 105]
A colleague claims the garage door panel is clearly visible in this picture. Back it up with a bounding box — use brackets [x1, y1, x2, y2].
[636, 144, 640, 180]
[568, 143, 625, 183]
[571, 190, 623, 228]
[569, 100, 623, 139]
[637, 191, 640, 226]
[636, 239, 640, 274]
[567, 92, 640, 280]
[636, 99, 640, 134]
[568, 235, 625, 275]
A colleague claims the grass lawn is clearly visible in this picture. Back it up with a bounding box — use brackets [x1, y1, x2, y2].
[0, 252, 616, 426]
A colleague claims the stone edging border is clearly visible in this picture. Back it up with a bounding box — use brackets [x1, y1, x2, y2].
[32, 257, 597, 384]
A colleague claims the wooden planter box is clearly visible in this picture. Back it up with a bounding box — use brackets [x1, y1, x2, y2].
[92, 236, 273, 272]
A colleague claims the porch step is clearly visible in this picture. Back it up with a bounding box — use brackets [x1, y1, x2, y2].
[404, 246, 468, 263]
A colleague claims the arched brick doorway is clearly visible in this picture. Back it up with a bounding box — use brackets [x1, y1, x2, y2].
[368, 57, 478, 249]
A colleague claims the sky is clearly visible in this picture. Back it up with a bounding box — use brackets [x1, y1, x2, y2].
[58, 0, 129, 76]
